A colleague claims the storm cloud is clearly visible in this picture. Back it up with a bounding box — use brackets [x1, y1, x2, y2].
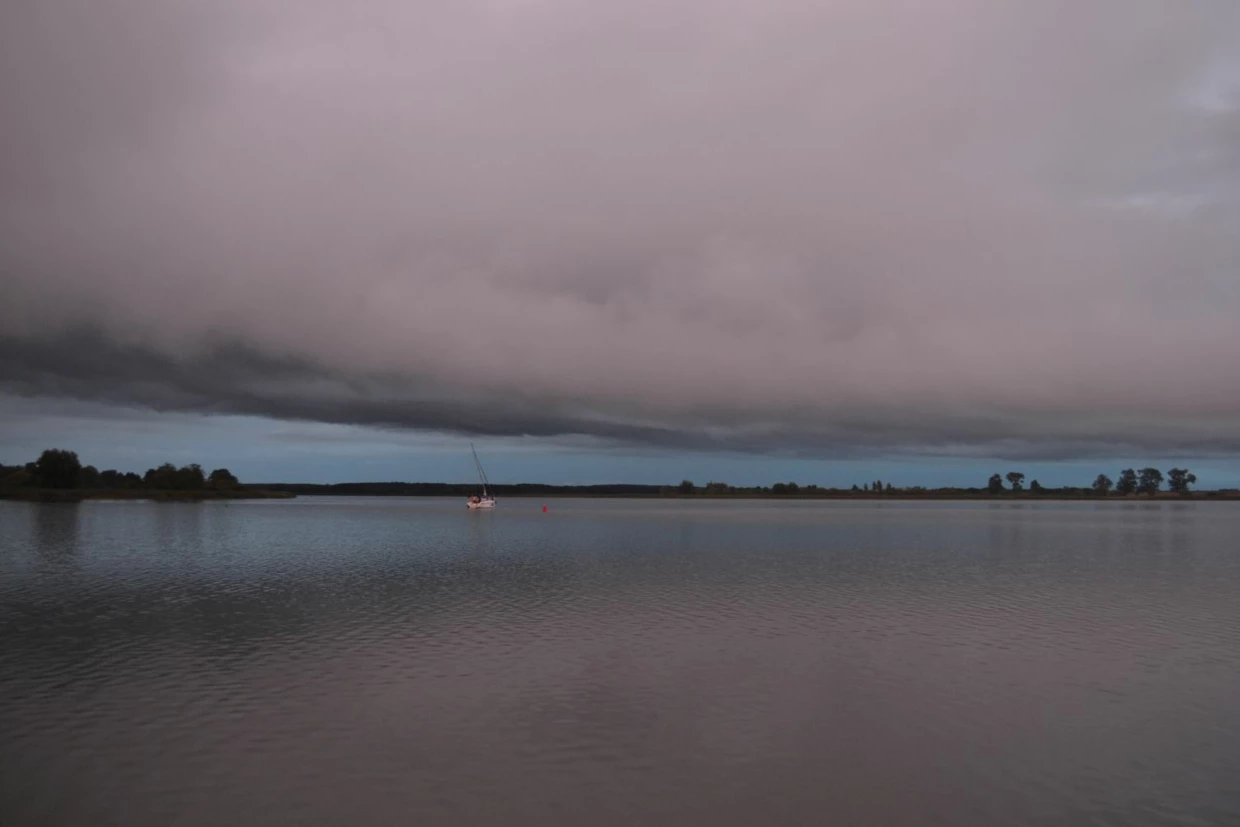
[2, 0, 1239, 459]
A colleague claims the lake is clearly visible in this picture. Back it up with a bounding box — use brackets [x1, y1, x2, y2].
[2, 497, 1239, 826]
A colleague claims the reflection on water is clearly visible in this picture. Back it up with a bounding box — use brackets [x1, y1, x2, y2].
[2, 498, 1239, 827]
[32, 502, 81, 565]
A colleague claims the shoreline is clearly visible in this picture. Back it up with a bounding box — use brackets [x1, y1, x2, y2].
[0, 488, 296, 503]
[5, 489, 1237, 503]
[274, 491, 1240, 502]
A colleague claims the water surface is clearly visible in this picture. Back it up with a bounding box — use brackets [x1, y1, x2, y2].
[3, 498, 1239, 826]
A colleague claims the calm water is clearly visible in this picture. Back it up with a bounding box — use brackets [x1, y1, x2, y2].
[2, 497, 1239, 826]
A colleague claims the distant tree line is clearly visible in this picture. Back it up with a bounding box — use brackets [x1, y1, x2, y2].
[263, 481, 670, 497]
[663, 468, 1222, 498]
[986, 467, 1198, 496]
[6, 451, 1225, 500]
[0, 449, 241, 492]
[272, 471, 1230, 499]
[669, 480, 916, 496]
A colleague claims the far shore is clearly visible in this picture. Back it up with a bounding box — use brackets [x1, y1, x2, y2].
[266, 489, 1240, 502]
[6, 488, 1239, 504]
[0, 488, 296, 503]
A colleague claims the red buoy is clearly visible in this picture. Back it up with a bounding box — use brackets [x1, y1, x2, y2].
[542, 504, 548, 513]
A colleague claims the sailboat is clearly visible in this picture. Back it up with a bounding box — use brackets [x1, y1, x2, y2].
[466, 443, 496, 510]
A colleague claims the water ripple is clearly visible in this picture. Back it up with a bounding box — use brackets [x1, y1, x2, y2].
[2, 498, 1239, 826]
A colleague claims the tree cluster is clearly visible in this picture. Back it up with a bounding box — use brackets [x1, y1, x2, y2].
[0, 449, 241, 492]
[988, 467, 1197, 497]
[664, 469, 1211, 498]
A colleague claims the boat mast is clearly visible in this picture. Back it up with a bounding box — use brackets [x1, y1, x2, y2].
[470, 443, 490, 497]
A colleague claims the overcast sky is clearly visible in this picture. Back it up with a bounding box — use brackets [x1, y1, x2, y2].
[2, 1, 1239, 485]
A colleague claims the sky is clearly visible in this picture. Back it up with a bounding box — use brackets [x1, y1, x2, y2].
[2, 1, 1239, 487]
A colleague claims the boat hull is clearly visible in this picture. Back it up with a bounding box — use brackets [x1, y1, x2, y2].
[467, 498, 496, 510]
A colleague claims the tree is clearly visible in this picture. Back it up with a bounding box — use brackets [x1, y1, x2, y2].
[1029, 479, 1043, 493]
[98, 469, 139, 489]
[1, 469, 33, 488]
[703, 481, 729, 495]
[145, 463, 178, 490]
[851, 484, 861, 492]
[885, 482, 895, 493]
[173, 464, 205, 490]
[678, 480, 696, 494]
[1115, 469, 1138, 496]
[1137, 467, 1163, 496]
[988, 473, 1004, 494]
[35, 449, 82, 489]
[1005, 472, 1025, 492]
[80, 465, 101, 488]
[1092, 474, 1114, 496]
[1166, 468, 1197, 495]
